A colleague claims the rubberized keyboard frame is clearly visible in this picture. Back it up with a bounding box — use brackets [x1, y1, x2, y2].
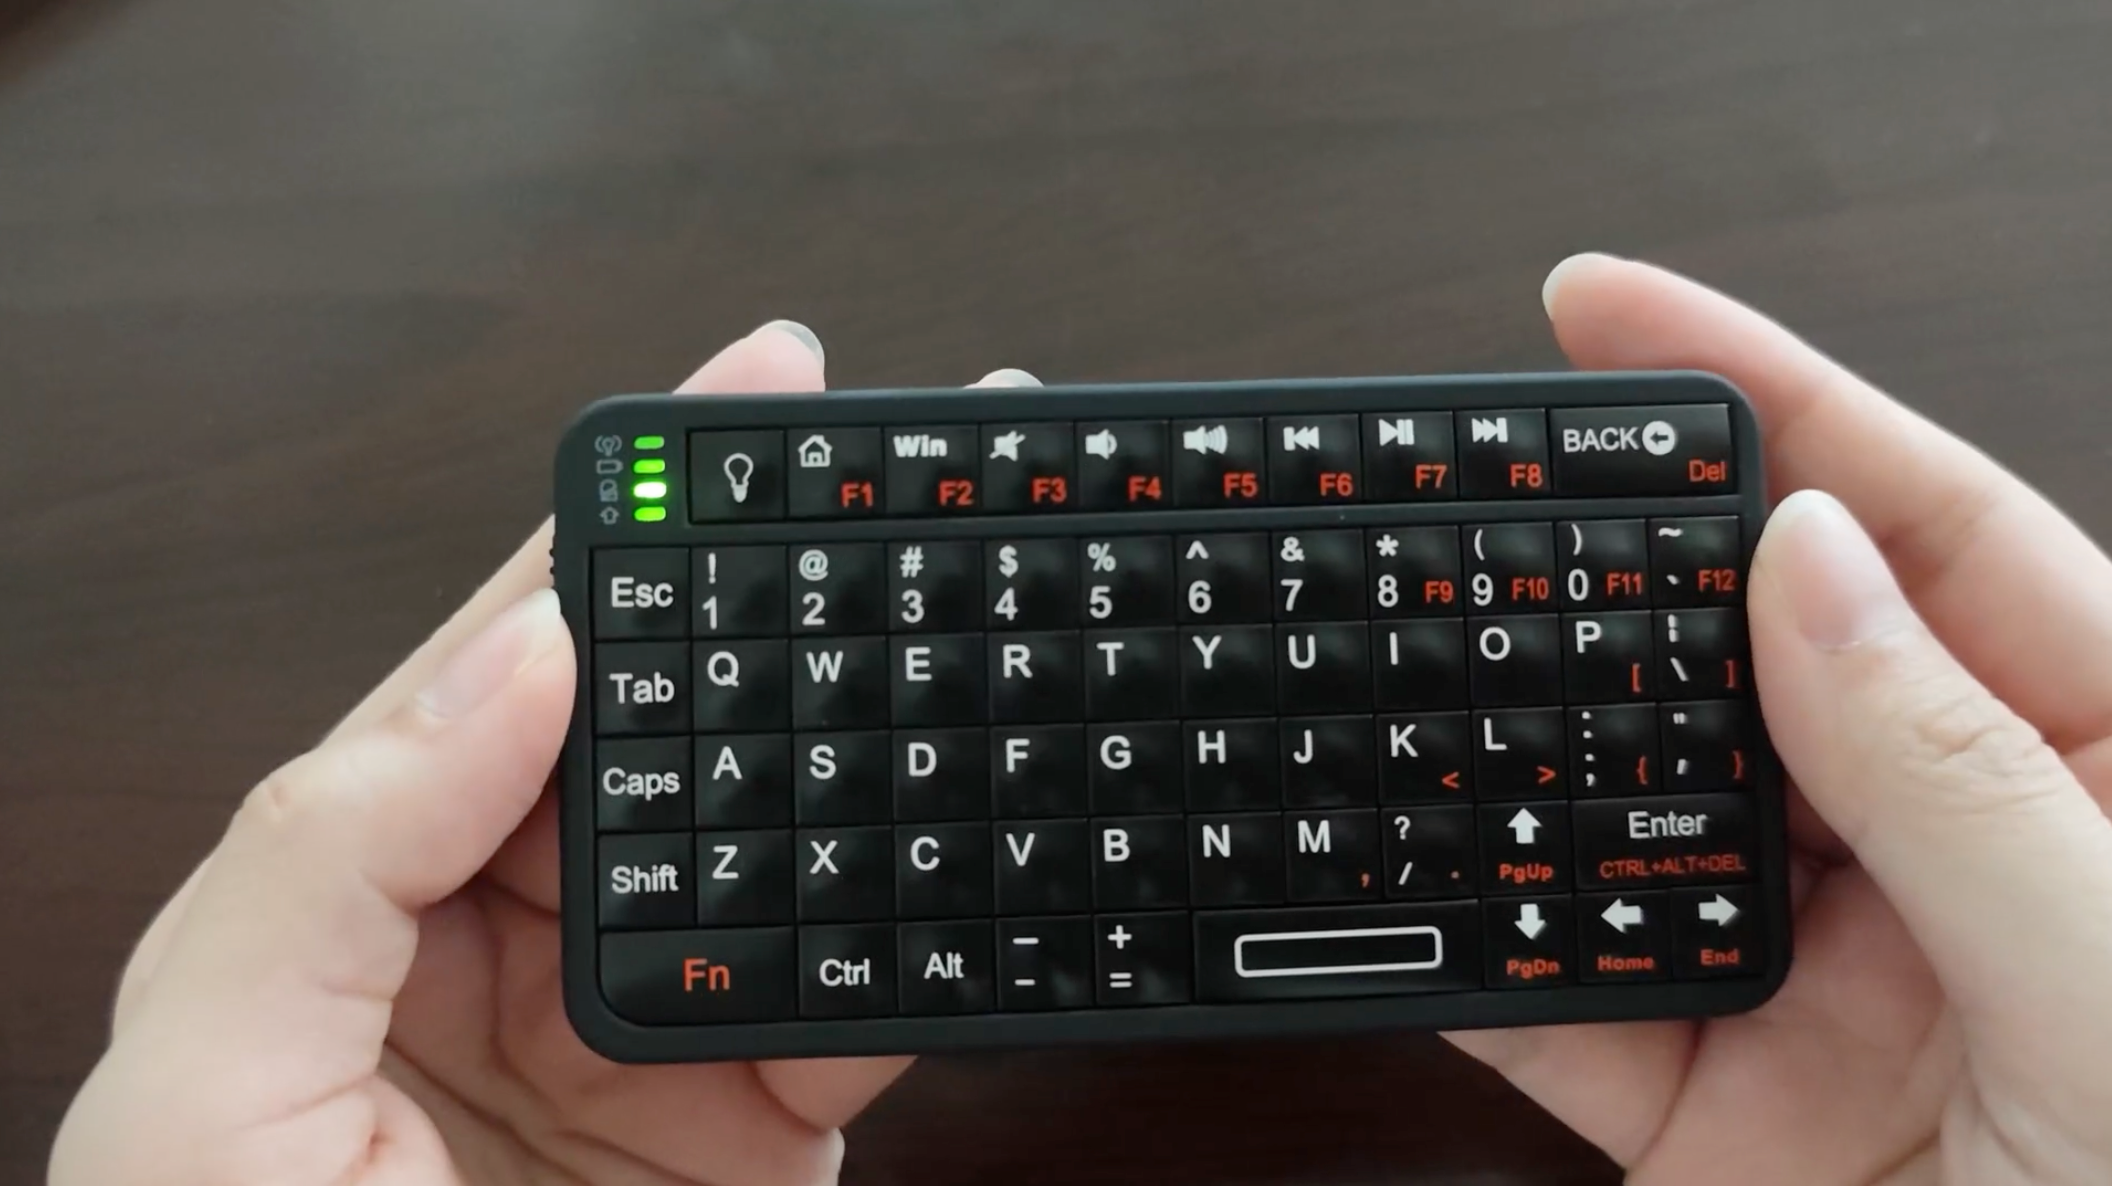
[554, 371, 1791, 1064]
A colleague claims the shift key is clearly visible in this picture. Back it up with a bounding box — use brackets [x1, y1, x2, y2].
[1573, 794, 1756, 889]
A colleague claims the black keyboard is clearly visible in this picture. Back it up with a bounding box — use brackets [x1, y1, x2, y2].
[554, 373, 1789, 1063]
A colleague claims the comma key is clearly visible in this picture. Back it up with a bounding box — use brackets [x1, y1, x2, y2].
[600, 929, 796, 1025]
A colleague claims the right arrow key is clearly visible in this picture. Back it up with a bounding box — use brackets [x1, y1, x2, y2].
[1671, 884, 1761, 980]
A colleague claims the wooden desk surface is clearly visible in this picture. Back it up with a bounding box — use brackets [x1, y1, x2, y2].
[4, 1, 2109, 1181]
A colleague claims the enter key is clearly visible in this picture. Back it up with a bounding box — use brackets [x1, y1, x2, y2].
[1573, 793, 1756, 889]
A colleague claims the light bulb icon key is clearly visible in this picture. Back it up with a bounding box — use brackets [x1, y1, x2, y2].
[723, 452, 755, 503]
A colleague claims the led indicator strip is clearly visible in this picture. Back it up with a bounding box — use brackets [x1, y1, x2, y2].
[631, 435, 670, 521]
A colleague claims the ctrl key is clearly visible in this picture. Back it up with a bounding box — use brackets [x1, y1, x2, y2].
[600, 929, 795, 1025]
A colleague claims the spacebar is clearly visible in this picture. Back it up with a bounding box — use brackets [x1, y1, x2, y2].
[1194, 903, 1483, 1002]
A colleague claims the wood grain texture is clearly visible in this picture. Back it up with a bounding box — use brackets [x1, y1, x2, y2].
[3, 1, 2110, 1181]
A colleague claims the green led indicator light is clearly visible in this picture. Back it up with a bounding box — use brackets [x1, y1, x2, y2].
[633, 506, 668, 523]
[632, 458, 667, 475]
[633, 435, 665, 451]
[633, 480, 669, 500]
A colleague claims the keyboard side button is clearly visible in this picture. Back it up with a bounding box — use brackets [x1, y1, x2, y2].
[600, 929, 795, 1025]
[1672, 884, 1761, 979]
[997, 917, 1095, 1010]
[1194, 902, 1481, 1002]
[1484, 895, 1575, 988]
[899, 920, 996, 1015]
[596, 642, 691, 736]
[593, 548, 689, 639]
[1097, 912, 1192, 1005]
[1577, 890, 1673, 983]
[1551, 404, 1733, 497]
[1456, 411, 1550, 498]
[1478, 800, 1571, 896]
[798, 923, 897, 1018]
[1361, 411, 1456, 501]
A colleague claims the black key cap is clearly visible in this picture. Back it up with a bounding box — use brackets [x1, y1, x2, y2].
[695, 830, 794, 925]
[692, 640, 790, 732]
[989, 631, 1082, 722]
[1083, 628, 1177, 720]
[1189, 812, 1285, 906]
[891, 634, 986, 726]
[1376, 711, 1471, 803]
[1672, 884, 1761, 979]
[1577, 890, 1673, 983]
[1570, 705, 1660, 798]
[1557, 519, 1649, 610]
[601, 928, 795, 1024]
[1281, 715, 1377, 808]
[596, 736, 692, 832]
[791, 637, 889, 729]
[1464, 523, 1557, 613]
[1474, 708, 1567, 800]
[1551, 404, 1734, 497]
[1662, 700, 1755, 791]
[790, 544, 886, 635]
[1079, 535, 1175, 626]
[991, 725, 1087, 817]
[1659, 608, 1748, 696]
[1266, 413, 1361, 504]
[899, 920, 995, 1015]
[796, 826, 893, 921]
[892, 728, 990, 822]
[1171, 417, 1266, 507]
[1285, 809, 1383, 903]
[1077, 421, 1169, 510]
[884, 425, 982, 514]
[896, 822, 993, 919]
[593, 548, 688, 639]
[1176, 533, 1273, 623]
[1456, 411, 1550, 498]
[1368, 526, 1462, 617]
[1573, 793, 1757, 890]
[1361, 411, 1456, 501]
[787, 428, 883, 518]
[997, 917, 1094, 1009]
[1650, 516, 1744, 607]
[994, 819, 1092, 914]
[1184, 720, 1279, 810]
[599, 833, 694, 929]
[1096, 912, 1193, 1005]
[793, 731, 890, 825]
[1564, 611, 1656, 703]
[888, 541, 982, 633]
[981, 422, 1076, 512]
[1087, 722, 1184, 814]
[1179, 625, 1275, 716]
[1091, 816, 1188, 910]
[1193, 902, 1481, 1002]
[688, 430, 785, 522]
[986, 539, 1076, 630]
[694, 735, 793, 828]
[798, 923, 896, 1018]
[1272, 530, 1365, 620]
[1276, 623, 1372, 713]
[1485, 895, 1574, 988]
[1373, 619, 1469, 710]
[1478, 800, 1570, 895]
[1381, 804, 1477, 899]
[596, 641, 690, 735]
[1467, 615, 1562, 707]
[693, 546, 788, 637]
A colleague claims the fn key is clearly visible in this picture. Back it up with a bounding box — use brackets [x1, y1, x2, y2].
[601, 929, 795, 1024]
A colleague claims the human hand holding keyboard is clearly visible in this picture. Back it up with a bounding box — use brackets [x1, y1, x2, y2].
[52, 261, 2112, 1186]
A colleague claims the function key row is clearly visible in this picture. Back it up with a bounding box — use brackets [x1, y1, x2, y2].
[685, 405, 1734, 521]
[593, 519, 1744, 641]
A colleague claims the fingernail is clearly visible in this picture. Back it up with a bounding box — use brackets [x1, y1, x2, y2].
[1760, 489, 1915, 650]
[1541, 252, 1616, 317]
[417, 589, 567, 719]
[754, 319, 825, 367]
[975, 367, 1042, 388]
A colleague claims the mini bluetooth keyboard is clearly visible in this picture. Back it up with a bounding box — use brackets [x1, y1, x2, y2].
[554, 373, 1789, 1063]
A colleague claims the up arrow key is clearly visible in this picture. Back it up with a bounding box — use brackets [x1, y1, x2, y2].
[1697, 894, 1740, 926]
[1601, 898, 1645, 933]
[1507, 809, 1542, 844]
